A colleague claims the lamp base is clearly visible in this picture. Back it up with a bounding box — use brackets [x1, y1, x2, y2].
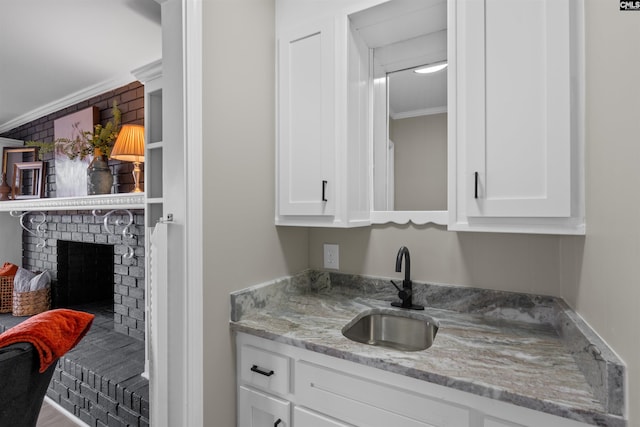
[130, 162, 144, 193]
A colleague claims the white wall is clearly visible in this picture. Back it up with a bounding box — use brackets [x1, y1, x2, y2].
[200, 0, 639, 425]
[202, 1, 308, 426]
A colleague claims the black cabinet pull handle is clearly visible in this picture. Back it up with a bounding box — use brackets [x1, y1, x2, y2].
[250, 364, 274, 377]
[474, 172, 479, 199]
[322, 180, 328, 202]
[274, 419, 282, 427]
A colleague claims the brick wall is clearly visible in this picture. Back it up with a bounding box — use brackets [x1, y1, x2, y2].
[1, 83, 148, 426]
[0, 82, 147, 341]
[0, 81, 145, 196]
[23, 210, 146, 340]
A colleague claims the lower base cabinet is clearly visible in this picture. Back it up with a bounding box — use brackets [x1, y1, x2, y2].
[235, 333, 591, 427]
[238, 386, 290, 427]
[293, 407, 352, 427]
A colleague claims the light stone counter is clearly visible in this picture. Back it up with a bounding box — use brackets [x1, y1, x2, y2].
[230, 271, 626, 427]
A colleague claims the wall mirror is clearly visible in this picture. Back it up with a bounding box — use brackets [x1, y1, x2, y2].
[350, 0, 448, 225]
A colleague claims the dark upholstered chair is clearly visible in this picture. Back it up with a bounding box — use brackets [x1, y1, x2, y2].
[0, 342, 57, 427]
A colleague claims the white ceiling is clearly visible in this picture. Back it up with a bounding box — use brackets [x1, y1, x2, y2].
[350, 0, 447, 118]
[0, 0, 162, 132]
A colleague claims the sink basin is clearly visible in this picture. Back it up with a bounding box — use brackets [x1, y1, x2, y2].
[342, 310, 438, 352]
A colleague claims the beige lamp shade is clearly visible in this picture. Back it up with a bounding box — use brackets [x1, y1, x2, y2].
[111, 124, 145, 162]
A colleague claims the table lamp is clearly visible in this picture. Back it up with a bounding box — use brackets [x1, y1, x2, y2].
[110, 124, 145, 193]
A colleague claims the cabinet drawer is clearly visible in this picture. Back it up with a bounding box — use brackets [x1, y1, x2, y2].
[240, 344, 290, 396]
[238, 386, 290, 427]
[484, 418, 525, 427]
[294, 406, 353, 427]
[296, 361, 469, 427]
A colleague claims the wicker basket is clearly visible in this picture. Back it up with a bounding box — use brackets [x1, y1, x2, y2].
[0, 276, 14, 313]
[12, 287, 50, 317]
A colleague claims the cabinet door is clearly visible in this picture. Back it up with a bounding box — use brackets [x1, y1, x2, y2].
[296, 361, 469, 427]
[277, 17, 336, 217]
[238, 386, 290, 427]
[460, 0, 572, 218]
[294, 407, 353, 427]
[484, 417, 526, 427]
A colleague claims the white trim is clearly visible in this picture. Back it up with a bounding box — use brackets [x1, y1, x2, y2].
[370, 210, 448, 225]
[0, 193, 144, 212]
[131, 59, 163, 83]
[0, 73, 138, 134]
[183, 0, 204, 426]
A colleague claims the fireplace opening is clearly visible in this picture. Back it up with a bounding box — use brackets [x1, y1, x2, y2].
[55, 241, 114, 308]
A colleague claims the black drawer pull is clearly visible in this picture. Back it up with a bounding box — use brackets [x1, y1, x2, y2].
[322, 180, 328, 202]
[250, 364, 274, 377]
[274, 419, 282, 427]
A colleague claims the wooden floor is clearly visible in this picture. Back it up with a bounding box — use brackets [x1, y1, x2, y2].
[37, 399, 87, 427]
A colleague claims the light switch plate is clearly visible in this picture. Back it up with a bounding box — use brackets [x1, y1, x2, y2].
[323, 243, 339, 270]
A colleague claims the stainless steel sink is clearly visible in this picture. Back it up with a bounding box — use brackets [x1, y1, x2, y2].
[342, 309, 438, 352]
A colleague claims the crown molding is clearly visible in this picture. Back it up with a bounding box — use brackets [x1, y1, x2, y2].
[0, 72, 138, 134]
[132, 59, 163, 83]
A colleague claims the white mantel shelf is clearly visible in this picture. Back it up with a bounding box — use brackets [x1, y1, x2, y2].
[0, 193, 145, 212]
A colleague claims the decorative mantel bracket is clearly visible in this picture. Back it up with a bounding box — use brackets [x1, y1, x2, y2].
[10, 210, 47, 249]
[1, 194, 144, 257]
[92, 209, 136, 259]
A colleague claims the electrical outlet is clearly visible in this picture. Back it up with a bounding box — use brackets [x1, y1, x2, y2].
[323, 243, 339, 270]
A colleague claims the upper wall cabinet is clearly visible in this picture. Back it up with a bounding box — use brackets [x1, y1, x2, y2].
[275, 0, 373, 227]
[276, 0, 585, 234]
[449, 0, 585, 234]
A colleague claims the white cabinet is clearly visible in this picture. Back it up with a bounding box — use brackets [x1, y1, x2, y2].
[296, 360, 468, 427]
[275, 1, 371, 228]
[293, 407, 352, 427]
[449, 0, 585, 234]
[239, 386, 290, 427]
[276, 0, 584, 233]
[131, 60, 163, 381]
[235, 333, 592, 427]
[277, 17, 336, 219]
[237, 338, 293, 427]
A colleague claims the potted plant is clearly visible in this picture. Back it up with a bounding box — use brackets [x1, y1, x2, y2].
[26, 102, 121, 195]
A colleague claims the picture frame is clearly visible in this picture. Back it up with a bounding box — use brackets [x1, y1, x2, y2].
[11, 161, 45, 200]
[2, 147, 39, 188]
[54, 106, 98, 197]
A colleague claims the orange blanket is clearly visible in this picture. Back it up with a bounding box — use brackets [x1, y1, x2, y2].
[0, 262, 18, 276]
[0, 309, 94, 372]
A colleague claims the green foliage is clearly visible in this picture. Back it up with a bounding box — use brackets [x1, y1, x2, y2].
[26, 101, 121, 161]
[25, 140, 55, 160]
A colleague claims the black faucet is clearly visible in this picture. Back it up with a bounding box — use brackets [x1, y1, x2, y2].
[391, 246, 424, 310]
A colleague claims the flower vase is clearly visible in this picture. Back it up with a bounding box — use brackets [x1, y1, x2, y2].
[87, 149, 113, 195]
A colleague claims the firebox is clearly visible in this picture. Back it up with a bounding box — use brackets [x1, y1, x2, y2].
[55, 241, 114, 308]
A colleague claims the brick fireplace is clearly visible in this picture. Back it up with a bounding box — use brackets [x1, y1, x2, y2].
[21, 210, 145, 340]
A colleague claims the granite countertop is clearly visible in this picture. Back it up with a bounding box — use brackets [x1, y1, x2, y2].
[229, 271, 626, 427]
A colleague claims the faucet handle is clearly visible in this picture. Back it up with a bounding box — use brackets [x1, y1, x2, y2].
[391, 280, 411, 301]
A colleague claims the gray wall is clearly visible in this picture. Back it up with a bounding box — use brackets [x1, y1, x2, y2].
[560, 2, 640, 424]
[391, 113, 447, 211]
[202, 1, 308, 426]
[201, 0, 639, 425]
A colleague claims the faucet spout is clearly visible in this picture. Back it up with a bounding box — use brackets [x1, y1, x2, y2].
[391, 246, 424, 311]
[395, 246, 411, 284]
